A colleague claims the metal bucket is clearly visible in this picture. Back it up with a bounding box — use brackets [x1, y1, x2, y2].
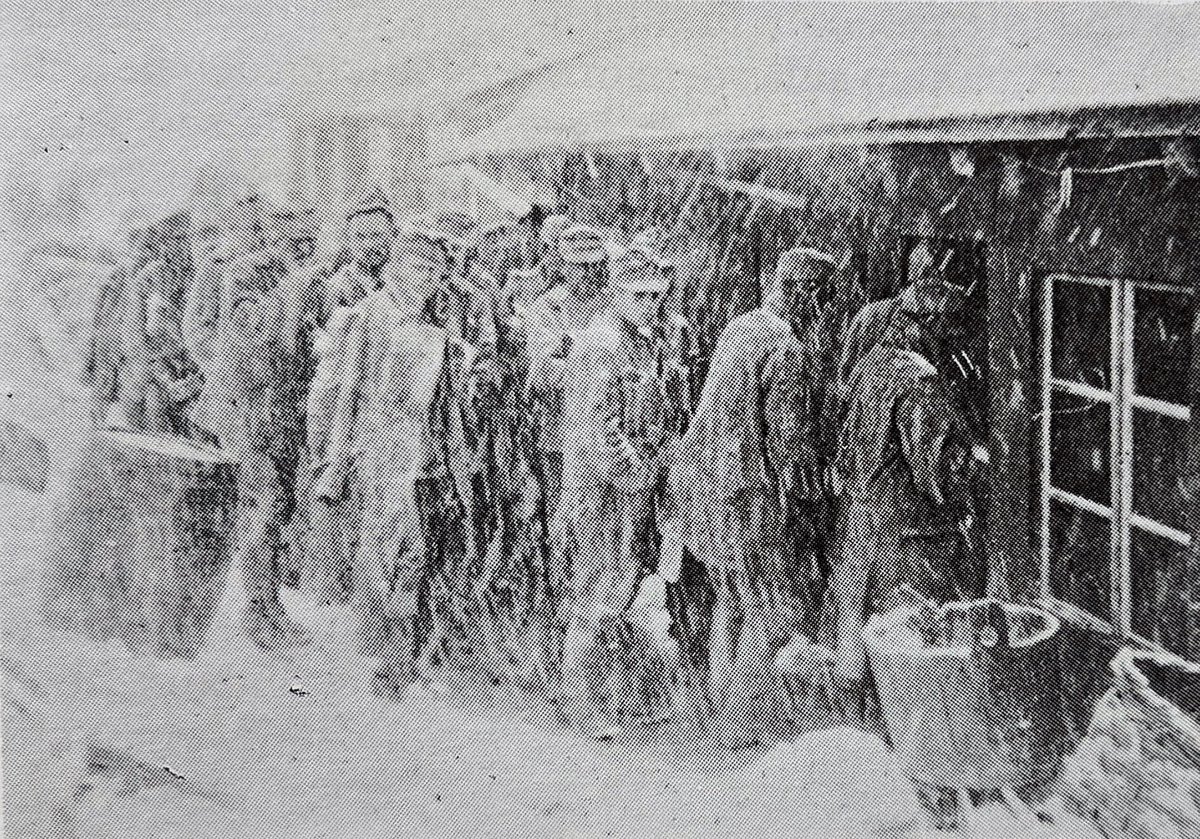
[865, 599, 1065, 790]
[43, 428, 239, 658]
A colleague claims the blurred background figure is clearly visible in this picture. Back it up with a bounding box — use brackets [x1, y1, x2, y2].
[524, 224, 611, 519]
[302, 190, 398, 605]
[120, 211, 203, 436]
[81, 211, 158, 427]
[314, 227, 474, 696]
[825, 255, 987, 713]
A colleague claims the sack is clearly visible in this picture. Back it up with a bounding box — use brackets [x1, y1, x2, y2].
[1058, 648, 1200, 839]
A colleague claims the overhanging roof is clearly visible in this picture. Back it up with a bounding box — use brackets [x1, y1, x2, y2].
[446, 3, 1200, 160]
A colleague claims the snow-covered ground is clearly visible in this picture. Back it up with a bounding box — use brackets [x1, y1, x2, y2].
[2, 472, 932, 839]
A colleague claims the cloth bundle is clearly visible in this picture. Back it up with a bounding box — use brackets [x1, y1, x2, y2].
[1058, 648, 1200, 839]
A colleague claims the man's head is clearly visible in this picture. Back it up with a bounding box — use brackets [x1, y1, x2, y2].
[386, 227, 451, 321]
[538, 213, 569, 284]
[558, 224, 608, 297]
[769, 246, 836, 330]
[151, 211, 193, 276]
[188, 200, 224, 265]
[344, 189, 397, 275]
[218, 192, 269, 261]
[271, 201, 319, 264]
[610, 245, 670, 334]
[433, 211, 476, 272]
[895, 248, 971, 353]
[474, 222, 523, 280]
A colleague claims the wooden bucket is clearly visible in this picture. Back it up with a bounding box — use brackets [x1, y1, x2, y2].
[864, 599, 1068, 791]
[43, 428, 239, 659]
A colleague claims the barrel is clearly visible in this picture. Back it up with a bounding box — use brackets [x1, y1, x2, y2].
[42, 428, 239, 659]
[864, 599, 1068, 791]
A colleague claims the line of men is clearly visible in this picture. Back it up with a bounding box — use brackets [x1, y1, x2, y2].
[84, 184, 988, 745]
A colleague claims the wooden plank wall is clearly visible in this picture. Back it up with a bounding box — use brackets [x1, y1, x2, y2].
[1190, 231, 1200, 658]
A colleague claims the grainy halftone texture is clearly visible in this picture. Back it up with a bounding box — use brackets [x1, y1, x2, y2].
[3, 3, 1199, 838]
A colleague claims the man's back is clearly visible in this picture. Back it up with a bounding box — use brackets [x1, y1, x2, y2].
[836, 295, 901, 398]
[680, 308, 792, 490]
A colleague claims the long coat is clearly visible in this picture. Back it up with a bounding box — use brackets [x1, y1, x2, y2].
[319, 288, 475, 619]
[558, 311, 683, 626]
[827, 344, 977, 682]
[667, 308, 824, 579]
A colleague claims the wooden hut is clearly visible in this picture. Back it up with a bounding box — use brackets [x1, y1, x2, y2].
[432, 4, 1200, 678]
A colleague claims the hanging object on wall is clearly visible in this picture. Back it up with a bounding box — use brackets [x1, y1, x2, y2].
[948, 145, 976, 178]
[1163, 136, 1200, 179]
[1057, 166, 1074, 211]
[938, 184, 969, 218]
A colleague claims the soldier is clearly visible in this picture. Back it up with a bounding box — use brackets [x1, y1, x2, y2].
[183, 190, 270, 446]
[120, 211, 203, 435]
[524, 224, 612, 518]
[537, 213, 569, 293]
[430, 211, 501, 354]
[262, 199, 334, 590]
[191, 190, 314, 649]
[667, 246, 835, 748]
[826, 259, 987, 703]
[270, 200, 320, 268]
[303, 190, 397, 603]
[314, 226, 475, 695]
[834, 240, 931, 400]
[556, 244, 683, 738]
[83, 217, 156, 426]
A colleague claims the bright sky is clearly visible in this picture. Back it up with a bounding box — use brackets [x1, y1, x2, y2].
[4, 1, 1199, 245]
[1, 0, 636, 238]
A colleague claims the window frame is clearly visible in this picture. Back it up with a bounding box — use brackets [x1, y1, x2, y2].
[1039, 271, 1193, 637]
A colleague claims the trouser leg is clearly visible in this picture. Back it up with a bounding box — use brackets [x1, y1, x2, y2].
[238, 447, 310, 649]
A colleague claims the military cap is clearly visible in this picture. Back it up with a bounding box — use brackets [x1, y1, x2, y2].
[345, 187, 395, 224]
[558, 224, 606, 265]
[393, 225, 447, 267]
[779, 245, 837, 271]
[270, 199, 317, 234]
[771, 246, 836, 300]
[434, 211, 476, 244]
[157, 210, 191, 232]
[899, 244, 968, 316]
[190, 200, 224, 236]
[223, 190, 267, 233]
[610, 244, 670, 293]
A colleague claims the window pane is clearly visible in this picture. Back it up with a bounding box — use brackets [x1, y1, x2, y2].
[1133, 285, 1193, 404]
[1051, 278, 1111, 389]
[1130, 527, 1195, 657]
[1132, 411, 1191, 534]
[1049, 390, 1111, 504]
[1048, 499, 1112, 622]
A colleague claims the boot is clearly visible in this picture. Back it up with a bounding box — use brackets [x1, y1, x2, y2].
[242, 599, 312, 650]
